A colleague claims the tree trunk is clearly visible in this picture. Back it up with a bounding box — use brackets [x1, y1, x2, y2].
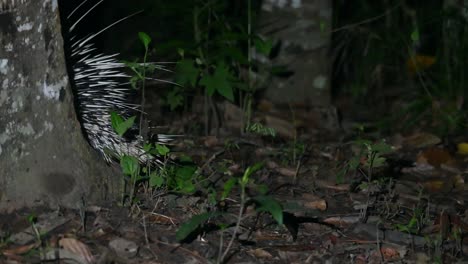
[0, 0, 119, 211]
[259, 0, 332, 106]
[258, 1, 339, 132]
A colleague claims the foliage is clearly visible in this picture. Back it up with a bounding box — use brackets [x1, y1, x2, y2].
[333, 1, 467, 136]
[175, 162, 284, 263]
[153, 0, 279, 133]
[245, 122, 276, 137]
[110, 112, 136, 137]
[176, 212, 222, 242]
[337, 139, 392, 184]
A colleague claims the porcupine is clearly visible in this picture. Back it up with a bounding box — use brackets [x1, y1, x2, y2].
[61, 0, 172, 165]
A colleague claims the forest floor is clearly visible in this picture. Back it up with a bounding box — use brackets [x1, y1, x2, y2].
[1, 100, 468, 264]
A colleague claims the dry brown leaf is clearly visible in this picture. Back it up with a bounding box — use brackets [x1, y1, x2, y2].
[265, 160, 279, 169]
[203, 136, 219, 147]
[404, 132, 441, 149]
[416, 147, 453, 167]
[276, 167, 296, 177]
[423, 180, 447, 193]
[59, 237, 94, 264]
[303, 199, 327, 211]
[247, 248, 273, 259]
[323, 216, 360, 227]
[146, 213, 177, 225]
[377, 246, 401, 261]
[257, 99, 273, 112]
[300, 193, 328, 210]
[2, 242, 38, 256]
[315, 180, 350, 191]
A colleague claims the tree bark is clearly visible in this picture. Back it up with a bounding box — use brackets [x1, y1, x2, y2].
[0, 0, 119, 211]
[259, 0, 332, 106]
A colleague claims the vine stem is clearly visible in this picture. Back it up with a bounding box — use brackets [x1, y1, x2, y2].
[219, 185, 246, 263]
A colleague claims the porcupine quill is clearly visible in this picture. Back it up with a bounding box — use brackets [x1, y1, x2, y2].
[64, 0, 173, 165]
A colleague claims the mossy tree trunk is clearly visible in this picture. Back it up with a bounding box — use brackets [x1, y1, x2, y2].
[0, 0, 119, 211]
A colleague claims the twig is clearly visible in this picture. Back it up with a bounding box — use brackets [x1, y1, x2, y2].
[332, 2, 402, 33]
[376, 221, 384, 262]
[219, 188, 246, 263]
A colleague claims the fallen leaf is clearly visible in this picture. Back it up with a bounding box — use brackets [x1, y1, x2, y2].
[407, 54, 436, 76]
[423, 180, 447, 193]
[203, 136, 219, 147]
[146, 213, 177, 225]
[247, 248, 273, 259]
[276, 167, 296, 177]
[303, 200, 327, 211]
[404, 132, 441, 149]
[59, 237, 94, 264]
[257, 99, 273, 112]
[373, 246, 402, 261]
[323, 216, 360, 227]
[457, 142, 468, 155]
[2, 242, 38, 256]
[416, 147, 452, 167]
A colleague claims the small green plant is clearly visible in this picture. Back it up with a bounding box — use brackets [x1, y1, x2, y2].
[280, 141, 305, 166]
[337, 139, 392, 184]
[175, 163, 283, 263]
[111, 109, 201, 204]
[395, 206, 425, 234]
[245, 122, 276, 137]
[27, 214, 42, 245]
[119, 155, 141, 205]
[163, 0, 281, 135]
[111, 32, 188, 205]
[123, 32, 160, 133]
[424, 234, 443, 264]
[26, 214, 46, 259]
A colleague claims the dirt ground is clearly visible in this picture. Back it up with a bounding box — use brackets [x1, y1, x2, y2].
[1, 101, 468, 264]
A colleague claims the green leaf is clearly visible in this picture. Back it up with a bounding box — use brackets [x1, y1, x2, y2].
[27, 214, 37, 224]
[176, 212, 221, 241]
[411, 28, 420, 43]
[371, 142, 393, 154]
[110, 111, 124, 132]
[222, 47, 248, 64]
[348, 156, 361, 170]
[177, 48, 185, 58]
[254, 37, 273, 56]
[372, 156, 387, 168]
[221, 178, 237, 200]
[178, 181, 196, 194]
[319, 20, 327, 32]
[241, 163, 263, 185]
[110, 112, 136, 137]
[129, 75, 139, 89]
[120, 155, 140, 176]
[199, 62, 235, 101]
[176, 165, 197, 180]
[253, 195, 283, 225]
[336, 168, 346, 184]
[156, 144, 170, 156]
[149, 172, 164, 188]
[179, 155, 193, 162]
[175, 59, 199, 87]
[354, 139, 372, 147]
[138, 32, 151, 50]
[167, 87, 184, 110]
[256, 184, 269, 195]
[143, 143, 153, 153]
